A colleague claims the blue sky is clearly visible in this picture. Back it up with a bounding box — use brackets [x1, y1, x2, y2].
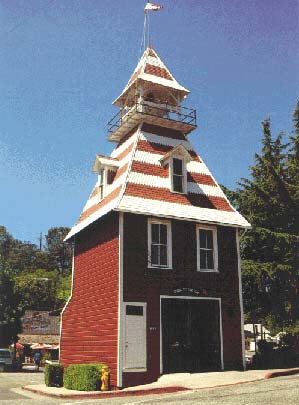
[0, 0, 298, 243]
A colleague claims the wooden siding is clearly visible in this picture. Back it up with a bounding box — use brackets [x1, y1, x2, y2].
[60, 212, 119, 388]
[122, 212, 243, 387]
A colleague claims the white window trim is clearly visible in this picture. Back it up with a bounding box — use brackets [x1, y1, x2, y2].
[148, 218, 172, 269]
[97, 169, 108, 203]
[170, 157, 187, 194]
[197, 225, 218, 272]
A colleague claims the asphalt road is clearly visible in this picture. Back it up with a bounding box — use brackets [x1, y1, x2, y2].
[0, 371, 299, 404]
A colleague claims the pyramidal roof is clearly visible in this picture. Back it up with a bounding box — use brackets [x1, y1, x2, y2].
[113, 47, 190, 107]
[65, 124, 250, 240]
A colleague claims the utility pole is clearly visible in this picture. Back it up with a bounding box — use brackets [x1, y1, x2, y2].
[39, 232, 43, 251]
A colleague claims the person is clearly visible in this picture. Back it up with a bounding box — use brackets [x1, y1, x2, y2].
[33, 351, 42, 371]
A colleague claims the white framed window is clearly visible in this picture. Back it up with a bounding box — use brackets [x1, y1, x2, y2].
[148, 219, 172, 268]
[98, 169, 105, 201]
[170, 157, 187, 194]
[197, 225, 218, 272]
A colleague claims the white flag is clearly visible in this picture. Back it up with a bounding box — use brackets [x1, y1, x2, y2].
[144, 2, 163, 12]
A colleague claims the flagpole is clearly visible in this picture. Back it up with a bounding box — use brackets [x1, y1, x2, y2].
[147, 10, 150, 48]
[140, 2, 162, 55]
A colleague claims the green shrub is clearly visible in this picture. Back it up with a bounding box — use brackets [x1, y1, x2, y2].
[45, 364, 64, 387]
[63, 363, 107, 391]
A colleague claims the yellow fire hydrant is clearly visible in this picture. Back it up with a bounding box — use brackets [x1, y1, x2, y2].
[101, 366, 110, 391]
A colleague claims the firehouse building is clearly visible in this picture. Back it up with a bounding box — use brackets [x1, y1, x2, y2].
[60, 46, 250, 388]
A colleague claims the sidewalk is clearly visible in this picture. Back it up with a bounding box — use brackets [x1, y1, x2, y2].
[23, 368, 299, 400]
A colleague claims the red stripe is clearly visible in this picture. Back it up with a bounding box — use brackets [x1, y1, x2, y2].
[137, 140, 201, 162]
[114, 142, 134, 161]
[78, 186, 122, 224]
[142, 123, 186, 140]
[114, 127, 138, 150]
[131, 161, 216, 186]
[187, 172, 216, 186]
[114, 162, 129, 180]
[125, 183, 233, 211]
[131, 161, 168, 177]
[145, 64, 173, 81]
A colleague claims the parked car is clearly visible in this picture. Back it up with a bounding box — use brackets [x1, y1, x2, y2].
[0, 349, 13, 371]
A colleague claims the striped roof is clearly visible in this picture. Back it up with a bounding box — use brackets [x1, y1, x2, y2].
[113, 47, 189, 107]
[65, 124, 250, 240]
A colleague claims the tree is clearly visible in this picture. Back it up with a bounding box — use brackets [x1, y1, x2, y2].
[232, 108, 299, 335]
[15, 270, 58, 311]
[45, 227, 72, 275]
[0, 260, 23, 347]
[0, 226, 13, 262]
[285, 100, 299, 232]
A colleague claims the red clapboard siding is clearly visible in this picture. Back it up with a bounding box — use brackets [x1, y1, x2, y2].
[60, 212, 119, 388]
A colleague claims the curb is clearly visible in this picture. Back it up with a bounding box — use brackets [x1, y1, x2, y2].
[264, 367, 299, 379]
[22, 368, 299, 400]
[22, 386, 188, 399]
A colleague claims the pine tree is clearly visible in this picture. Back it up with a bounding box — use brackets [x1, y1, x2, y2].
[234, 110, 299, 335]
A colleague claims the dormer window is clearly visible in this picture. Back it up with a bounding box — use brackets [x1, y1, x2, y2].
[171, 158, 186, 193]
[92, 155, 120, 202]
[98, 169, 105, 201]
[160, 144, 191, 195]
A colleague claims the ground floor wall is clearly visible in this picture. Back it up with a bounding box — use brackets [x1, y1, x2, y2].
[121, 291, 243, 388]
[121, 214, 244, 388]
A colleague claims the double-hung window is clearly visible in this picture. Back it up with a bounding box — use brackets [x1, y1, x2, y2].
[197, 226, 218, 272]
[171, 157, 187, 194]
[148, 219, 172, 268]
[98, 169, 104, 201]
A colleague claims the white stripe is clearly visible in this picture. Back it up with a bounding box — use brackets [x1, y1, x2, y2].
[117, 212, 124, 387]
[65, 198, 119, 240]
[128, 172, 224, 198]
[139, 73, 189, 93]
[188, 182, 225, 197]
[140, 131, 193, 150]
[110, 130, 138, 158]
[187, 160, 210, 175]
[83, 193, 98, 212]
[129, 172, 168, 188]
[82, 171, 127, 212]
[146, 55, 167, 69]
[134, 150, 211, 175]
[118, 196, 251, 228]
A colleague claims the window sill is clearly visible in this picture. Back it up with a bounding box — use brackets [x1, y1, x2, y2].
[170, 190, 187, 195]
[197, 269, 219, 273]
[147, 266, 173, 270]
[123, 368, 147, 373]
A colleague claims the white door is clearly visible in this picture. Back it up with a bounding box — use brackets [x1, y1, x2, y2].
[124, 304, 146, 370]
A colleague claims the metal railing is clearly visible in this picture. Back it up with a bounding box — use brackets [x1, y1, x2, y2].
[108, 101, 197, 135]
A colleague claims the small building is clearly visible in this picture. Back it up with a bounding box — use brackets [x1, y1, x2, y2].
[19, 310, 60, 345]
[60, 45, 250, 388]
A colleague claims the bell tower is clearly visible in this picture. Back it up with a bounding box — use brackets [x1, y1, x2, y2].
[107, 46, 197, 142]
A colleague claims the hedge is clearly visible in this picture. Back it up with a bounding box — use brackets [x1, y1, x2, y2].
[45, 364, 64, 387]
[63, 363, 107, 391]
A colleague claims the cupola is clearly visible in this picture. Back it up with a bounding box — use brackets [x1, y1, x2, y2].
[108, 47, 197, 142]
